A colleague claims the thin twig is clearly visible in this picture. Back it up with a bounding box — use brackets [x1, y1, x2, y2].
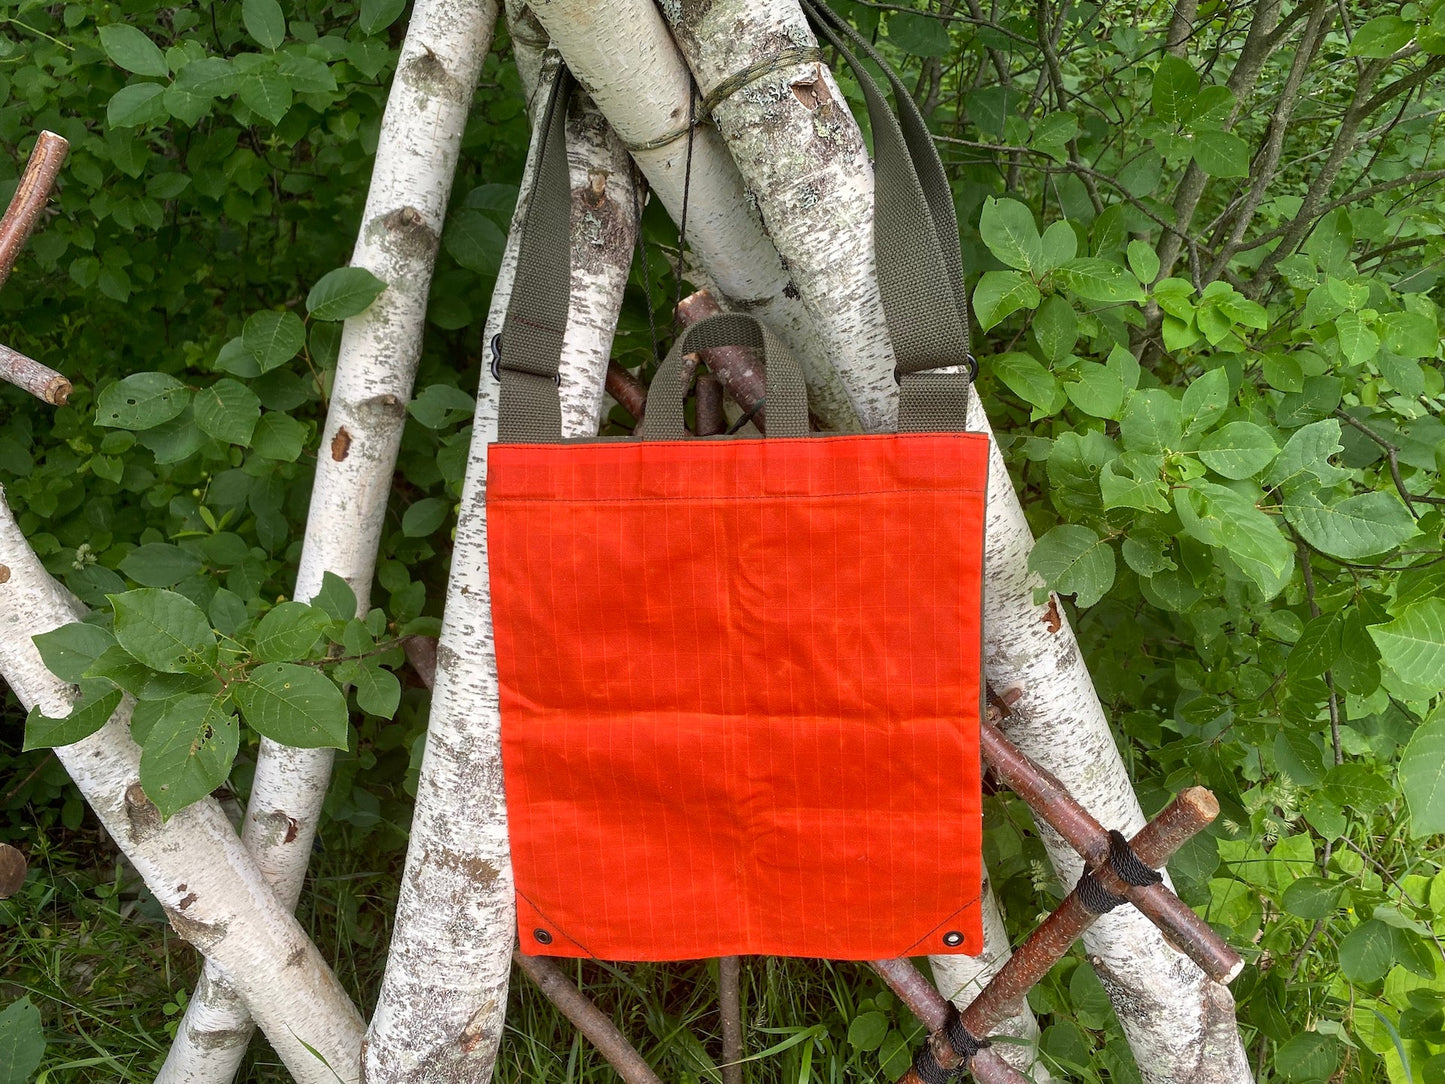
[1334, 408, 1445, 512]
[513, 952, 666, 1084]
[0, 130, 69, 290]
[718, 955, 743, 1084]
[0, 343, 70, 406]
[1296, 540, 1344, 766]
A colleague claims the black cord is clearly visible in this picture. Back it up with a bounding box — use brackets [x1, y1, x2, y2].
[628, 159, 662, 366]
[672, 80, 698, 331]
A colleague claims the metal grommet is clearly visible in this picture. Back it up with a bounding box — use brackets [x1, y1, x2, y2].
[963, 353, 978, 382]
[942, 930, 964, 947]
[533, 928, 553, 945]
[489, 333, 503, 380]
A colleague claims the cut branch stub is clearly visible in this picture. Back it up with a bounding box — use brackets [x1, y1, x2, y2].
[0, 131, 69, 289]
[675, 290, 767, 430]
[0, 131, 74, 407]
[0, 842, 26, 898]
[981, 717, 1241, 984]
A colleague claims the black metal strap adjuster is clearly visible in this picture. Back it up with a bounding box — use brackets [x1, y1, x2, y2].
[490, 333, 561, 386]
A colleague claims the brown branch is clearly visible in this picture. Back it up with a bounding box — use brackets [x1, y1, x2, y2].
[1238, 169, 1445, 254]
[1202, 0, 1333, 283]
[1334, 408, 1444, 512]
[0, 130, 69, 291]
[513, 951, 666, 1084]
[606, 360, 649, 423]
[980, 717, 1241, 982]
[718, 955, 743, 1084]
[958, 788, 1223, 1043]
[674, 290, 767, 432]
[1296, 540, 1344, 766]
[0, 342, 71, 406]
[695, 374, 726, 436]
[403, 634, 438, 690]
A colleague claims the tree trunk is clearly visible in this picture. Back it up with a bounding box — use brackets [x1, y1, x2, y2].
[524, 0, 861, 431]
[158, 4, 499, 1080]
[662, 3, 1251, 1079]
[362, 64, 638, 1084]
[0, 488, 365, 1084]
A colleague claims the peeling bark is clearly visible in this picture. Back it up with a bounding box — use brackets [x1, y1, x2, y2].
[0, 487, 364, 1084]
[362, 64, 638, 1084]
[160, 3, 499, 1081]
[526, 0, 861, 430]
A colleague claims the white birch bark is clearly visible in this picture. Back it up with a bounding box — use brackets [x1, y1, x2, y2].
[964, 396, 1251, 1084]
[362, 65, 638, 1083]
[160, 4, 499, 1080]
[661, 0, 898, 432]
[663, 4, 1249, 1079]
[0, 488, 365, 1084]
[524, 0, 861, 430]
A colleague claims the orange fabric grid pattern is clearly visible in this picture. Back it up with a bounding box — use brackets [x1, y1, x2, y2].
[488, 432, 989, 961]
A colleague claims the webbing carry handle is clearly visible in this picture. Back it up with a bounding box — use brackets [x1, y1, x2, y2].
[640, 313, 808, 440]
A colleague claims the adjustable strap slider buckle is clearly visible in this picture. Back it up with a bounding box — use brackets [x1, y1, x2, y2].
[491, 333, 561, 387]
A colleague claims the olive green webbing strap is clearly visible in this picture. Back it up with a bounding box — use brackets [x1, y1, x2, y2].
[497, 64, 574, 444]
[800, 0, 976, 432]
[640, 314, 808, 440]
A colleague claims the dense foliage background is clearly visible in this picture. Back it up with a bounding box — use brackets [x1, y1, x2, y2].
[0, 0, 1443, 1081]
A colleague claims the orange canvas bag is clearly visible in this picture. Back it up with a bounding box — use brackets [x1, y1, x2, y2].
[488, 5, 989, 961]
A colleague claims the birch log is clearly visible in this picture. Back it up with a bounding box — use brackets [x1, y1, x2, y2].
[0, 488, 365, 1084]
[663, 4, 1250, 1080]
[159, 3, 499, 1080]
[524, 0, 860, 430]
[363, 65, 639, 1083]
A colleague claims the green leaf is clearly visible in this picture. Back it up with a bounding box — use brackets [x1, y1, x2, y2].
[1150, 55, 1199, 125]
[1055, 258, 1145, 303]
[1378, 311, 1439, 358]
[1181, 367, 1230, 436]
[972, 270, 1040, 330]
[1338, 919, 1405, 983]
[1191, 129, 1249, 178]
[96, 372, 190, 430]
[1039, 221, 1077, 272]
[306, 267, 387, 320]
[313, 571, 358, 622]
[23, 681, 123, 750]
[1100, 456, 1169, 511]
[1126, 239, 1160, 284]
[1283, 489, 1418, 559]
[1197, 421, 1278, 479]
[107, 83, 167, 127]
[354, 665, 401, 718]
[251, 413, 308, 461]
[1288, 613, 1341, 680]
[1064, 363, 1125, 420]
[1031, 296, 1078, 362]
[1029, 111, 1079, 161]
[409, 384, 476, 429]
[1369, 599, 1445, 689]
[233, 663, 350, 748]
[171, 56, 237, 101]
[1275, 1033, 1340, 1083]
[0, 997, 45, 1084]
[242, 0, 287, 49]
[886, 12, 951, 57]
[253, 601, 332, 662]
[110, 589, 216, 673]
[847, 1011, 889, 1051]
[1119, 389, 1182, 452]
[979, 198, 1043, 273]
[99, 25, 169, 76]
[85, 646, 211, 702]
[443, 210, 507, 276]
[1028, 524, 1115, 607]
[1323, 762, 1395, 812]
[275, 54, 337, 94]
[1348, 15, 1416, 58]
[1281, 876, 1343, 920]
[33, 622, 115, 683]
[1265, 419, 1349, 490]
[243, 310, 306, 373]
[1211, 492, 1294, 598]
[138, 694, 239, 819]
[238, 69, 291, 125]
[1399, 709, 1445, 837]
[402, 497, 451, 538]
[1335, 312, 1380, 365]
[993, 351, 1063, 414]
[120, 543, 203, 587]
[360, 0, 408, 34]
[194, 378, 261, 445]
